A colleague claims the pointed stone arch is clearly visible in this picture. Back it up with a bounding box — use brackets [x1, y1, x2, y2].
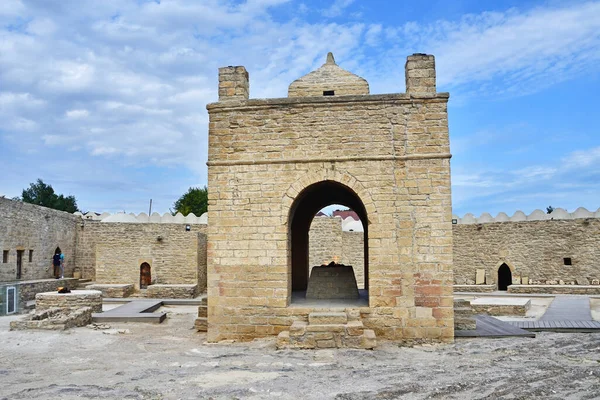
[282, 168, 376, 225]
[494, 260, 516, 291]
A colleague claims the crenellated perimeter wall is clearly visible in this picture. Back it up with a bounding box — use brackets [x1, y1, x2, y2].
[452, 208, 600, 286]
[310, 208, 600, 287]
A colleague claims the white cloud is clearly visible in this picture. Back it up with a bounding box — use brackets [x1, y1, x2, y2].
[26, 18, 57, 36]
[322, 0, 355, 18]
[65, 109, 89, 119]
[564, 146, 600, 168]
[365, 2, 600, 97]
[1, 0, 599, 213]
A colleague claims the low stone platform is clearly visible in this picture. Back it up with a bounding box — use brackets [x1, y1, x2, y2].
[92, 299, 166, 323]
[86, 284, 134, 298]
[146, 284, 199, 299]
[306, 266, 359, 300]
[10, 306, 93, 331]
[454, 285, 496, 293]
[470, 297, 531, 316]
[454, 299, 476, 330]
[508, 285, 600, 295]
[277, 311, 376, 349]
[36, 290, 102, 313]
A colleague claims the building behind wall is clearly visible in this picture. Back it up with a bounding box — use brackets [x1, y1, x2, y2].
[0, 197, 208, 300]
[309, 216, 365, 288]
[0, 197, 78, 282]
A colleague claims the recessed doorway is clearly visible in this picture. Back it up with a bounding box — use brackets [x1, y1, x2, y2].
[140, 262, 151, 289]
[498, 263, 512, 291]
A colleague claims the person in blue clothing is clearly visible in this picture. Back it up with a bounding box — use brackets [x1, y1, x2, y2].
[59, 252, 65, 279]
[52, 251, 61, 279]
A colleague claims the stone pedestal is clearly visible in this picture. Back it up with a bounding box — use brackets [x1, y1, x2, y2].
[86, 284, 133, 298]
[306, 265, 359, 299]
[146, 284, 199, 299]
[36, 290, 102, 313]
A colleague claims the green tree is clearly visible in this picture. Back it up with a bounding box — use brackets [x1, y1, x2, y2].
[172, 186, 208, 216]
[20, 179, 79, 213]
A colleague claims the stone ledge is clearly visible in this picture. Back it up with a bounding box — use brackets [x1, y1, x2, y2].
[145, 284, 199, 299]
[10, 306, 92, 331]
[471, 298, 531, 316]
[86, 284, 134, 298]
[508, 285, 600, 295]
[36, 290, 102, 313]
[207, 92, 450, 112]
[453, 285, 496, 293]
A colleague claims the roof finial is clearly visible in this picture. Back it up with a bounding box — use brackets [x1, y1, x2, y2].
[326, 52, 336, 65]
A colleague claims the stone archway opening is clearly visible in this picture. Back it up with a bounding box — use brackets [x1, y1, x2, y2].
[289, 180, 368, 305]
[140, 262, 151, 289]
[498, 263, 512, 291]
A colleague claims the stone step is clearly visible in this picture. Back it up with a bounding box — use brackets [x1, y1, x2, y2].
[289, 320, 307, 336]
[197, 305, 207, 318]
[454, 317, 477, 331]
[362, 329, 376, 350]
[195, 317, 207, 332]
[308, 312, 347, 325]
[346, 320, 365, 336]
[453, 299, 471, 307]
[306, 324, 346, 332]
[454, 307, 475, 316]
[278, 318, 374, 350]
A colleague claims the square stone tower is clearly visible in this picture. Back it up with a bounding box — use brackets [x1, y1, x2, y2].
[206, 53, 453, 343]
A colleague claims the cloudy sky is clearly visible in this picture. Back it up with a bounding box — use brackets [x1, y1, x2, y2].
[1, 0, 599, 217]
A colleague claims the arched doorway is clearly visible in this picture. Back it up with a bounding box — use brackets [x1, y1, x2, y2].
[140, 262, 151, 289]
[497, 263, 512, 291]
[289, 180, 368, 301]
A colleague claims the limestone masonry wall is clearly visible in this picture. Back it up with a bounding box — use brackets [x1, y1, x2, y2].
[309, 216, 365, 288]
[453, 218, 600, 286]
[77, 221, 207, 291]
[0, 198, 79, 282]
[310, 213, 600, 287]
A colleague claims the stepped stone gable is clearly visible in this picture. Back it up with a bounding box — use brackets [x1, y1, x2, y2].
[206, 52, 453, 343]
[288, 52, 369, 97]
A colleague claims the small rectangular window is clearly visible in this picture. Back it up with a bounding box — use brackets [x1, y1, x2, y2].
[29, 250, 33, 262]
[2, 251, 8, 263]
[323, 90, 335, 96]
[564, 257, 572, 266]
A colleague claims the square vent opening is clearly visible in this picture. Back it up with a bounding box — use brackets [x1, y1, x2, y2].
[563, 257, 572, 266]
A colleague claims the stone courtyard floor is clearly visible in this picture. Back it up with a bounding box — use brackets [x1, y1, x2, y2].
[1, 305, 599, 399]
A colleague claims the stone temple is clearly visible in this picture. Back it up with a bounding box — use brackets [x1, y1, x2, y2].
[2, 52, 598, 345]
[206, 53, 454, 343]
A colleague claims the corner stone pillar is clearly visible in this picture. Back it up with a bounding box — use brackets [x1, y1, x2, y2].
[218, 66, 249, 101]
[405, 54, 436, 95]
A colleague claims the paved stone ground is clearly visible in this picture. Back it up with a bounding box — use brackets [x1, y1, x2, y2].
[540, 295, 593, 321]
[1, 306, 599, 399]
